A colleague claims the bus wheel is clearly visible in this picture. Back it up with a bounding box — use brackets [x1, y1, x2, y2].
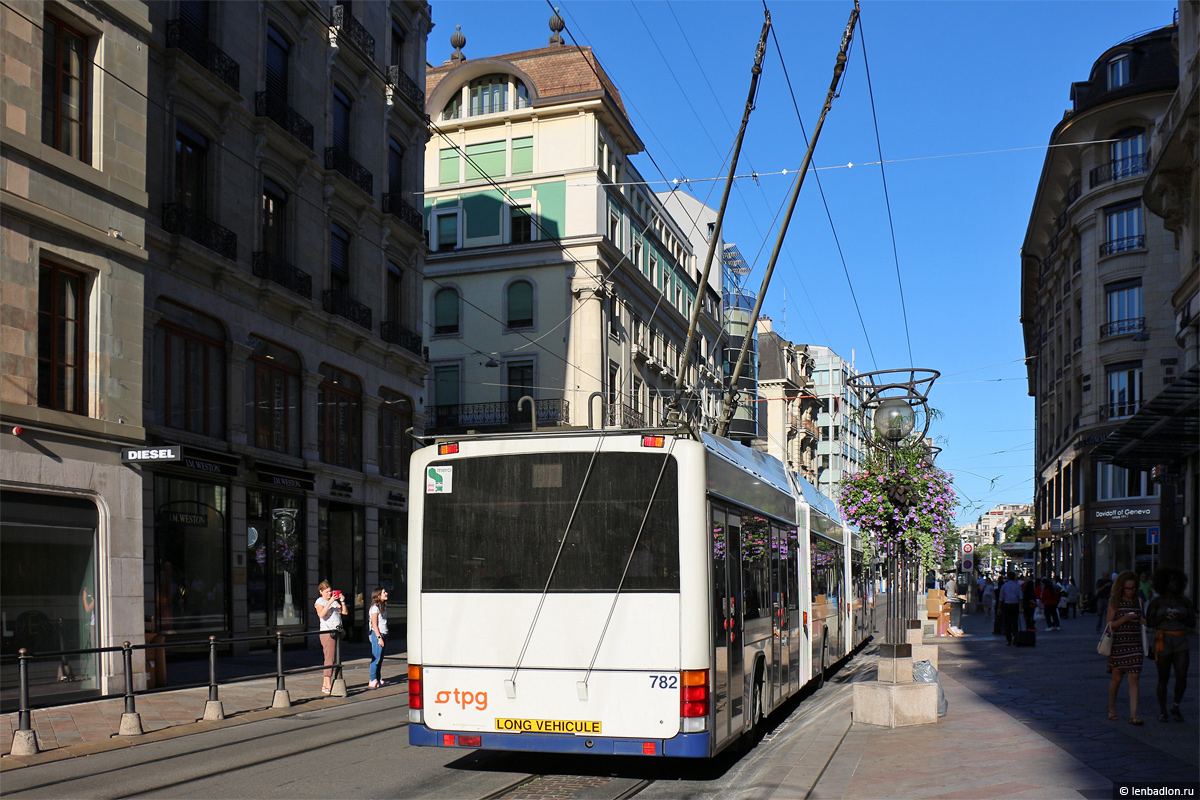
[750, 661, 765, 729]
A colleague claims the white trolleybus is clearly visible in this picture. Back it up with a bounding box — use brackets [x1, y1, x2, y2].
[407, 428, 872, 758]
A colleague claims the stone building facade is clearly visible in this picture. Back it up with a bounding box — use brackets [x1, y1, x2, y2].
[1020, 22, 1182, 589]
[421, 18, 723, 436]
[2, 0, 150, 700]
[138, 0, 430, 655]
[753, 318, 819, 481]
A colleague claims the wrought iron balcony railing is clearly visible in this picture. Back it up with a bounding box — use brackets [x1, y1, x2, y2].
[1065, 181, 1081, 206]
[252, 251, 312, 299]
[1102, 400, 1141, 420]
[387, 65, 425, 112]
[425, 399, 570, 431]
[1073, 335, 1082, 351]
[322, 289, 371, 329]
[1073, 258, 1081, 274]
[162, 203, 237, 261]
[1089, 152, 1150, 188]
[325, 146, 373, 195]
[1063, 353, 1072, 366]
[380, 320, 422, 356]
[1100, 317, 1145, 338]
[1099, 235, 1145, 256]
[382, 193, 423, 234]
[605, 404, 645, 429]
[166, 19, 240, 93]
[255, 92, 313, 150]
[331, 4, 375, 60]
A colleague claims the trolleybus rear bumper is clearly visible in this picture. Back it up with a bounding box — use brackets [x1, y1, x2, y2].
[410, 724, 711, 757]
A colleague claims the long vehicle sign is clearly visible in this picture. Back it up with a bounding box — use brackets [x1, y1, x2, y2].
[495, 718, 602, 734]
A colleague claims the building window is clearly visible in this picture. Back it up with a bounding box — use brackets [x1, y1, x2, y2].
[1102, 201, 1143, 255]
[390, 18, 405, 68]
[441, 93, 461, 121]
[438, 148, 459, 185]
[513, 136, 533, 174]
[1095, 463, 1157, 500]
[378, 389, 413, 480]
[608, 209, 621, 247]
[608, 361, 620, 408]
[261, 178, 287, 258]
[332, 86, 352, 155]
[37, 262, 86, 413]
[175, 122, 208, 212]
[330, 222, 350, 295]
[1105, 361, 1142, 420]
[388, 138, 404, 195]
[1103, 279, 1143, 336]
[469, 74, 507, 115]
[609, 296, 620, 340]
[152, 300, 225, 437]
[510, 206, 533, 244]
[632, 376, 643, 413]
[41, 15, 90, 161]
[506, 280, 534, 329]
[265, 24, 290, 100]
[154, 474, 228, 634]
[385, 261, 403, 326]
[317, 364, 361, 469]
[433, 287, 460, 335]
[433, 211, 459, 251]
[245, 489, 305, 629]
[507, 359, 535, 413]
[432, 364, 460, 407]
[632, 239, 643, 274]
[1107, 55, 1130, 89]
[248, 338, 301, 456]
[1111, 127, 1145, 178]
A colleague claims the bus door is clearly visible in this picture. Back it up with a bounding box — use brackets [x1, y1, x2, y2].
[712, 505, 744, 741]
[770, 523, 785, 704]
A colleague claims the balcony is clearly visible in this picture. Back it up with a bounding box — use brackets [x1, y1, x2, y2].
[1072, 258, 1081, 274]
[161, 204, 237, 261]
[387, 65, 425, 114]
[1089, 153, 1150, 188]
[330, 4, 375, 61]
[1100, 317, 1145, 338]
[166, 19, 240, 93]
[1063, 353, 1072, 367]
[380, 320, 422, 357]
[325, 146, 373, 195]
[1073, 336, 1082, 351]
[605, 404, 646, 429]
[1065, 181, 1081, 206]
[425, 399, 569, 432]
[1099, 235, 1144, 256]
[382, 193, 423, 234]
[1101, 400, 1141, 420]
[252, 251, 312, 299]
[255, 92, 313, 150]
[322, 289, 371, 329]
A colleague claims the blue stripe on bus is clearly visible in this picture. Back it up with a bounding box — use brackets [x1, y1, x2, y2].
[410, 724, 711, 758]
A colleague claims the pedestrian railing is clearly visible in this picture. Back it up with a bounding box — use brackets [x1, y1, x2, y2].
[2, 629, 383, 757]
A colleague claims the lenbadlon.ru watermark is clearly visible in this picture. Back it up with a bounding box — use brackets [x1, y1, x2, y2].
[1114, 783, 1198, 798]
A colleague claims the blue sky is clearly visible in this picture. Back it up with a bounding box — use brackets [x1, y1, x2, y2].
[431, 0, 1179, 522]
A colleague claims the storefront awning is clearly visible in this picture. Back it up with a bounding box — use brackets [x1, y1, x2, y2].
[1092, 364, 1199, 470]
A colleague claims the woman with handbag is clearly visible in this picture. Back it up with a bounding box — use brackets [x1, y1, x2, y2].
[1106, 570, 1146, 725]
[315, 581, 345, 695]
[1144, 567, 1196, 723]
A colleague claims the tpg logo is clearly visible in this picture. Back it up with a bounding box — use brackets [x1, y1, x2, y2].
[434, 688, 487, 711]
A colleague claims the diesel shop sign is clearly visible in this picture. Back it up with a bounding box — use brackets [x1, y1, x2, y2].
[123, 446, 181, 462]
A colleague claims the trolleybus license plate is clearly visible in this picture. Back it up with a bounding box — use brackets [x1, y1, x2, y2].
[495, 718, 602, 734]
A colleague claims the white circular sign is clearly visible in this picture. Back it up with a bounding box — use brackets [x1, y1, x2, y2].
[962, 542, 974, 554]
[961, 558, 974, 572]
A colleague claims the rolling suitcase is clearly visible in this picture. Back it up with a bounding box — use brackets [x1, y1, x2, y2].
[1013, 630, 1036, 647]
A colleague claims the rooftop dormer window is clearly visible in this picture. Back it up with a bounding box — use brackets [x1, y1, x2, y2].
[1107, 55, 1129, 89]
[442, 73, 531, 120]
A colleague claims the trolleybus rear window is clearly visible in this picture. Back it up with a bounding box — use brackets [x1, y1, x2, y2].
[422, 452, 679, 592]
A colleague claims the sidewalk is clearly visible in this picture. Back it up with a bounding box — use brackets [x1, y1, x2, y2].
[1, 649, 409, 770]
[763, 607, 1199, 799]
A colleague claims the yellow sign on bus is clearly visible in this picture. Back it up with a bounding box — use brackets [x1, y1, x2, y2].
[494, 718, 602, 734]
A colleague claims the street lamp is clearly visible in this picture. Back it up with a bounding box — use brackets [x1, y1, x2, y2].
[873, 397, 916, 442]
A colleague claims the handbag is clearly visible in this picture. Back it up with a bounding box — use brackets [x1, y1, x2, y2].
[1058, 595, 1067, 609]
[1097, 623, 1113, 656]
[1033, 607, 1045, 622]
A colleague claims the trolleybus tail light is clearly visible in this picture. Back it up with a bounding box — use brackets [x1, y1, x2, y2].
[438, 442, 460, 455]
[641, 435, 665, 448]
[442, 734, 455, 746]
[642, 742, 657, 755]
[408, 665, 423, 709]
[457, 735, 482, 747]
[680, 669, 709, 717]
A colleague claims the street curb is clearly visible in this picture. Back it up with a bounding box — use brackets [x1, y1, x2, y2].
[0, 682, 406, 772]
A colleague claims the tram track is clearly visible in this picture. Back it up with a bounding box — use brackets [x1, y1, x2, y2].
[478, 774, 654, 800]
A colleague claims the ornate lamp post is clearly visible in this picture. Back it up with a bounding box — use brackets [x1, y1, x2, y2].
[846, 368, 940, 648]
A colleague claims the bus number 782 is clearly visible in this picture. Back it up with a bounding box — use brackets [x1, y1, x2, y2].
[649, 675, 679, 689]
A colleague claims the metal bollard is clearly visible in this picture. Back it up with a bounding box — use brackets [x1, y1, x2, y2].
[118, 642, 144, 735]
[271, 631, 291, 708]
[331, 633, 347, 697]
[202, 636, 224, 721]
[10, 649, 40, 756]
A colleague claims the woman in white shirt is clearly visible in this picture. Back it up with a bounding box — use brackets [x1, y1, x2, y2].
[314, 581, 344, 694]
[368, 587, 389, 688]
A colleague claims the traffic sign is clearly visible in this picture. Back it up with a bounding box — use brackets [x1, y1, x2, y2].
[961, 558, 974, 572]
[1147, 527, 1160, 545]
[961, 542, 974, 555]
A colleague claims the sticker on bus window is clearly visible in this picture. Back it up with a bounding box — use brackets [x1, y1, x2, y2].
[426, 466, 453, 494]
